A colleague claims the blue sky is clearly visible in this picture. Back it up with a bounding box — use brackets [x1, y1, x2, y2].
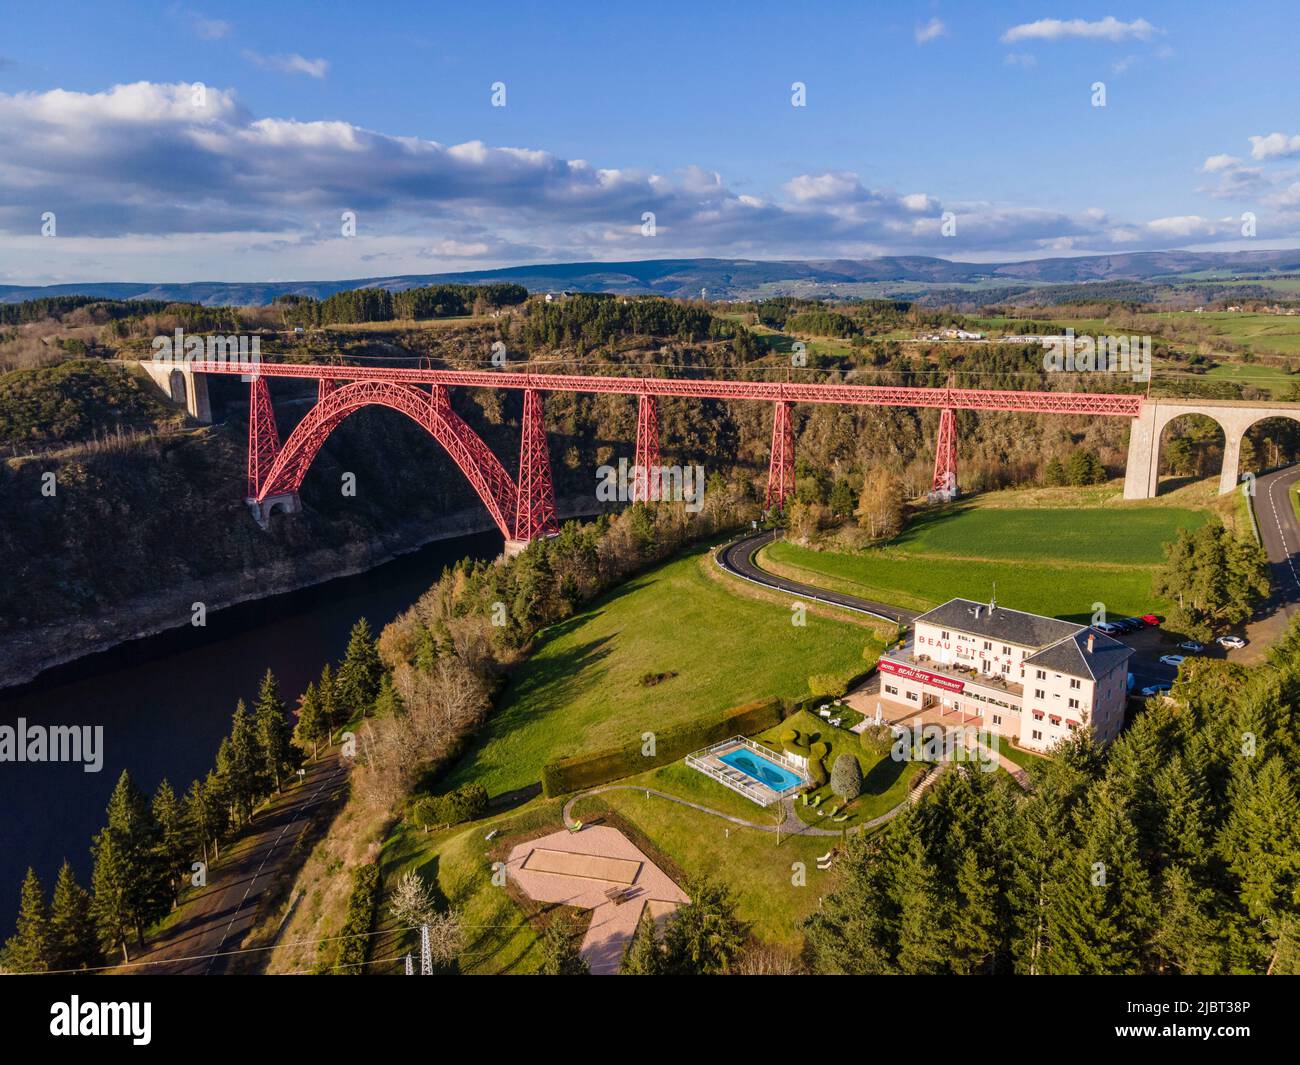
[2, 1, 1300, 283]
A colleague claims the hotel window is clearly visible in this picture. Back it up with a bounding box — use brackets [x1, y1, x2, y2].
[983, 640, 992, 651]
[992, 715, 1002, 725]
[1035, 669, 1046, 680]
[906, 691, 918, 702]
[1070, 678, 1081, 689]
[884, 684, 899, 695]
[940, 630, 949, 640]
[1001, 662, 1011, 673]
[1034, 689, 1045, 700]
[1068, 698, 1080, 709]
[1002, 645, 1011, 656]
[1032, 730, 1043, 741]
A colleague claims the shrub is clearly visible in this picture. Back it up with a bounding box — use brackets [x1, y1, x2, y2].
[639, 671, 678, 687]
[807, 674, 844, 700]
[860, 724, 894, 756]
[779, 729, 800, 746]
[830, 754, 863, 801]
[806, 757, 828, 789]
[411, 783, 489, 829]
[810, 740, 830, 760]
[540, 698, 784, 797]
[335, 863, 381, 975]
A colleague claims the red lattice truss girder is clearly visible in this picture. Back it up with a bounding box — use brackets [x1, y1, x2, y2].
[189, 362, 1146, 416]
[766, 400, 795, 510]
[514, 389, 558, 540]
[256, 380, 518, 538]
[633, 394, 662, 502]
[247, 375, 282, 498]
[932, 408, 958, 495]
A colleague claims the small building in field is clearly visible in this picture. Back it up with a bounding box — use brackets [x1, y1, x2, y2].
[877, 598, 1133, 753]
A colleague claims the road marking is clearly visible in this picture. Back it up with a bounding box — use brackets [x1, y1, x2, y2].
[1266, 473, 1300, 601]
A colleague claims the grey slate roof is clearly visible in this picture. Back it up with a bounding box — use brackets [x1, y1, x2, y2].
[1025, 628, 1133, 681]
[914, 598, 1080, 648]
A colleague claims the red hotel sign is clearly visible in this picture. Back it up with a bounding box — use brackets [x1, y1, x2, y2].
[879, 659, 965, 693]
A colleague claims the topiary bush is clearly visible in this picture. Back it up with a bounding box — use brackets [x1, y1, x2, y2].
[410, 782, 489, 830]
[830, 753, 863, 801]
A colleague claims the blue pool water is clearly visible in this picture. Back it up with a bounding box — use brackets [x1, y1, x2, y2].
[718, 747, 803, 791]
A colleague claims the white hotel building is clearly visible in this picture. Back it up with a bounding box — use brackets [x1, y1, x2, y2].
[877, 598, 1134, 753]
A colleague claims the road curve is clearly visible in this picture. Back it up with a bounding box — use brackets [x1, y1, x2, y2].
[715, 529, 917, 626]
[1253, 464, 1300, 625]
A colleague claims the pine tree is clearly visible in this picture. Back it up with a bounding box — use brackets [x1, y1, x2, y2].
[950, 847, 1001, 974]
[183, 771, 227, 864]
[293, 680, 325, 758]
[90, 771, 167, 955]
[151, 779, 189, 909]
[317, 663, 338, 746]
[539, 914, 589, 975]
[253, 669, 296, 792]
[373, 673, 405, 718]
[893, 836, 950, 974]
[2, 867, 51, 973]
[336, 618, 382, 718]
[1043, 457, 1066, 486]
[48, 861, 98, 972]
[218, 700, 266, 824]
[620, 905, 664, 975]
[662, 876, 747, 974]
[90, 830, 133, 963]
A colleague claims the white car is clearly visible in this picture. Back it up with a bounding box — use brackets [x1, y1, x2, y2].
[1159, 654, 1185, 667]
[1141, 683, 1172, 698]
[1216, 635, 1247, 650]
[1178, 640, 1205, 653]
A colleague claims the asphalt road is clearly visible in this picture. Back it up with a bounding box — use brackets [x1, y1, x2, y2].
[715, 528, 1176, 693]
[1253, 464, 1300, 627]
[127, 752, 348, 975]
[715, 529, 916, 626]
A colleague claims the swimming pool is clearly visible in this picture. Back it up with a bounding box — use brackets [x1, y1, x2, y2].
[718, 747, 803, 792]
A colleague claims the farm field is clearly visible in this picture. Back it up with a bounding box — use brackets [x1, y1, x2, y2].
[1153, 311, 1300, 357]
[761, 500, 1208, 622]
[441, 547, 883, 798]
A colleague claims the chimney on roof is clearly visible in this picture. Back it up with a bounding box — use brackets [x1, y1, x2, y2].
[1087, 633, 1095, 654]
[974, 606, 981, 619]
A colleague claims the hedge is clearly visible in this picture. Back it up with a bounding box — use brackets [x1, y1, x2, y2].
[410, 782, 489, 830]
[540, 697, 784, 797]
[335, 863, 381, 976]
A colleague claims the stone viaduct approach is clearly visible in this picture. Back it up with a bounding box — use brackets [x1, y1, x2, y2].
[140, 359, 1300, 547]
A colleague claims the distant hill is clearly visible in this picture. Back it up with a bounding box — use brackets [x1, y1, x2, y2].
[6, 249, 1300, 306]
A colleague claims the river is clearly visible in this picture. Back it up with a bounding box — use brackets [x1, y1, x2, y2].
[0, 527, 502, 909]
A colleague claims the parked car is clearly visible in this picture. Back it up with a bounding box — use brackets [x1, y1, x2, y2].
[1179, 640, 1205, 653]
[1095, 622, 1121, 634]
[1141, 614, 1161, 626]
[1216, 635, 1247, 650]
[1159, 654, 1186, 667]
[1141, 683, 1173, 697]
[1123, 617, 1147, 629]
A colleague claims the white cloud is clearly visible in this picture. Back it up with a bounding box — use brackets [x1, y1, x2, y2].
[1202, 154, 1243, 173]
[1250, 132, 1300, 161]
[0, 81, 1283, 281]
[914, 18, 947, 45]
[185, 12, 231, 40]
[1003, 52, 1037, 67]
[1002, 17, 1159, 44]
[242, 51, 330, 79]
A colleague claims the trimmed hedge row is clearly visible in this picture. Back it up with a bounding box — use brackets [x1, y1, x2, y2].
[335, 863, 381, 976]
[540, 697, 784, 797]
[410, 782, 489, 830]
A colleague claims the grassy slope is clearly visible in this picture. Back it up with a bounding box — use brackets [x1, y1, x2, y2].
[763, 495, 1208, 623]
[444, 548, 882, 797]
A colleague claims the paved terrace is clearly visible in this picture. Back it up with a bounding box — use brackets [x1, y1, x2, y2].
[506, 825, 689, 975]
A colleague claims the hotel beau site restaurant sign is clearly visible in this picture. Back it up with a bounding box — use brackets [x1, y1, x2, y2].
[878, 659, 965, 694]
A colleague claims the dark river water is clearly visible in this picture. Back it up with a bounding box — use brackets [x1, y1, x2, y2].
[0, 528, 502, 913]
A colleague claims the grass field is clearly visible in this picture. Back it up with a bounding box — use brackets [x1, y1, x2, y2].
[1153, 311, 1300, 357]
[762, 500, 1208, 622]
[764, 709, 919, 828]
[442, 548, 883, 798]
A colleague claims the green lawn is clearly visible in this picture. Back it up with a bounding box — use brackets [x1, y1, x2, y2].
[766, 710, 919, 828]
[567, 787, 838, 952]
[763, 503, 1208, 623]
[443, 548, 883, 797]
